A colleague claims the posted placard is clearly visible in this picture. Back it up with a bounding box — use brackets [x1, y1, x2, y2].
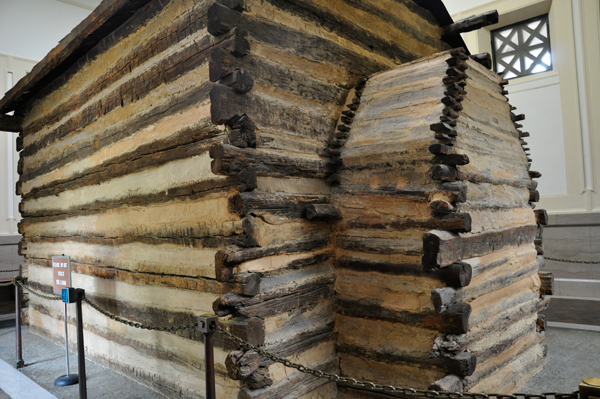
[52, 256, 72, 295]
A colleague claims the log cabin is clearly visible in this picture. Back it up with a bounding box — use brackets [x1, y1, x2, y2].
[0, 0, 549, 398]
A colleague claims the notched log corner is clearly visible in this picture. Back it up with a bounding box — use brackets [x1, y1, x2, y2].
[207, 3, 244, 36]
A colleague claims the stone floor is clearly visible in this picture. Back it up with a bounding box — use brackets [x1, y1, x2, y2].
[0, 315, 167, 399]
[0, 315, 599, 398]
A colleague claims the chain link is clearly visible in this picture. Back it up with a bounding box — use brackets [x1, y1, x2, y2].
[216, 325, 579, 399]
[545, 257, 600, 265]
[0, 280, 14, 287]
[0, 276, 583, 399]
[16, 280, 62, 301]
[82, 296, 197, 332]
[0, 269, 21, 273]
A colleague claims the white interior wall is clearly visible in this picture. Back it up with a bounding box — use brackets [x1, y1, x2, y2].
[0, 0, 97, 236]
[0, 0, 99, 61]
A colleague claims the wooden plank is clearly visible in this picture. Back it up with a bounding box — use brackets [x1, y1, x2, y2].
[0, 114, 23, 132]
[442, 11, 499, 38]
[423, 225, 538, 269]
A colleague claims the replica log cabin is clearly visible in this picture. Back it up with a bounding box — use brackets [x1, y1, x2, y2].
[0, 0, 551, 398]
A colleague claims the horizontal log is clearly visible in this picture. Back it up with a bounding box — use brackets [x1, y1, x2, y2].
[210, 83, 250, 124]
[336, 297, 470, 334]
[215, 237, 330, 281]
[0, 114, 23, 132]
[432, 154, 470, 166]
[535, 238, 544, 255]
[343, 213, 472, 233]
[334, 182, 467, 203]
[430, 164, 459, 181]
[207, 3, 243, 36]
[442, 11, 499, 38]
[539, 271, 553, 296]
[336, 343, 476, 377]
[430, 122, 457, 135]
[305, 204, 342, 221]
[209, 31, 251, 81]
[423, 225, 538, 269]
[437, 261, 472, 288]
[534, 209, 548, 225]
[511, 112, 525, 122]
[229, 191, 329, 218]
[210, 143, 327, 178]
[432, 259, 539, 313]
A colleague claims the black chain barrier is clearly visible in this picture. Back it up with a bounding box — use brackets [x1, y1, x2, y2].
[545, 257, 600, 265]
[2, 278, 584, 399]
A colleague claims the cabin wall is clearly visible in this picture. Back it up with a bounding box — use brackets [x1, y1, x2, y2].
[207, 1, 451, 398]
[334, 51, 547, 397]
[18, 0, 244, 397]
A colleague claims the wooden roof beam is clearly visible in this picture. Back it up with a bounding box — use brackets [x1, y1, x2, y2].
[0, 114, 23, 132]
[442, 10, 499, 39]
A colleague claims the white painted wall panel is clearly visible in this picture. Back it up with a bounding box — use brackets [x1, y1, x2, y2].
[507, 75, 568, 195]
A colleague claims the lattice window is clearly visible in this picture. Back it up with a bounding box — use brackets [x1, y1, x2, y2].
[491, 15, 552, 79]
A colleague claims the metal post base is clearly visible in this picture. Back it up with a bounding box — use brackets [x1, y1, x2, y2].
[15, 359, 24, 369]
[54, 374, 79, 386]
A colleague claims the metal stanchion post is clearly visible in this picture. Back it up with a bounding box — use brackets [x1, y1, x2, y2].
[61, 288, 87, 399]
[198, 314, 218, 399]
[54, 300, 78, 386]
[15, 276, 24, 369]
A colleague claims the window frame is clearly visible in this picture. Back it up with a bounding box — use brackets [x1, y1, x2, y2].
[490, 14, 553, 80]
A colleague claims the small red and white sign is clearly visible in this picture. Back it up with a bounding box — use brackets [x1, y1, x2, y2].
[52, 256, 72, 294]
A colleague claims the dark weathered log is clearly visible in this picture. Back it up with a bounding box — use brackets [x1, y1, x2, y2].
[207, 3, 243, 36]
[336, 297, 470, 334]
[423, 226, 538, 269]
[226, 350, 261, 380]
[442, 10, 499, 38]
[233, 273, 262, 296]
[430, 198, 454, 214]
[431, 164, 459, 181]
[0, 114, 23, 132]
[519, 131, 531, 138]
[448, 352, 477, 376]
[305, 204, 342, 221]
[219, 68, 254, 93]
[16, 134, 23, 152]
[209, 31, 250, 81]
[217, 316, 265, 350]
[536, 314, 547, 332]
[228, 115, 256, 148]
[511, 112, 525, 122]
[210, 83, 250, 124]
[210, 143, 327, 178]
[344, 213, 471, 233]
[534, 238, 544, 255]
[432, 259, 539, 313]
[429, 144, 453, 155]
[433, 154, 470, 166]
[470, 52, 492, 69]
[441, 95, 464, 110]
[534, 209, 548, 225]
[430, 122, 457, 135]
[539, 271, 553, 296]
[438, 261, 472, 288]
[529, 189, 540, 203]
[229, 191, 329, 218]
[459, 169, 538, 190]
